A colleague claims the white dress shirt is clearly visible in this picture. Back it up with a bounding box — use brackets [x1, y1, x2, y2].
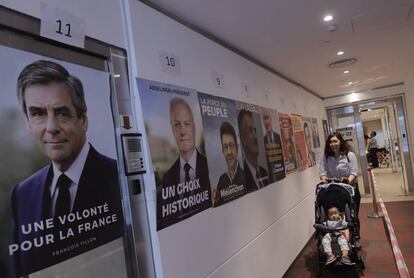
[50, 142, 90, 217]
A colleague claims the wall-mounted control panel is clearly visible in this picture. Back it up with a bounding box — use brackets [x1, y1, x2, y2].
[121, 133, 146, 175]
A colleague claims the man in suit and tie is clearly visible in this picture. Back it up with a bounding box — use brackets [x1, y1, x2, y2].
[261, 107, 285, 182]
[214, 121, 246, 206]
[11, 60, 123, 276]
[237, 110, 269, 192]
[158, 98, 211, 230]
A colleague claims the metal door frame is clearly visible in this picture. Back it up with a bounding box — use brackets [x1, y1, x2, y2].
[326, 94, 414, 195]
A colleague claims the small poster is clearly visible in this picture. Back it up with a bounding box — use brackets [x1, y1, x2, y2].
[311, 118, 321, 149]
[198, 93, 246, 207]
[260, 107, 285, 182]
[291, 114, 308, 171]
[322, 119, 329, 143]
[137, 79, 212, 231]
[303, 117, 316, 167]
[236, 102, 270, 192]
[278, 112, 297, 174]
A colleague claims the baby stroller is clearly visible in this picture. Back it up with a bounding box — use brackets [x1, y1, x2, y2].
[314, 180, 365, 277]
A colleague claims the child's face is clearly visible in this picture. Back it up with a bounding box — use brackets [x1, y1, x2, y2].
[328, 207, 340, 221]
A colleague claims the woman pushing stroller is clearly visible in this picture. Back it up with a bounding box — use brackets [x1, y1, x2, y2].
[319, 132, 361, 224]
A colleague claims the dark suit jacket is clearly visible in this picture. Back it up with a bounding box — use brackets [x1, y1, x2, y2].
[11, 145, 123, 276]
[244, 160, 269, 193]
[215, 164, 246, 206]
[264, 131, 286, 182]
[158, 150, 211, 230]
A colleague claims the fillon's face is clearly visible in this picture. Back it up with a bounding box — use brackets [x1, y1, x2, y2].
[262, 110, 272, 133]
[328, 208, 340, 221]
[329, 136, 341, 152]
[25, 83, 87, 171]
[171, 102, 196, 155]
[221, 134, 238, 169]
[241, 115, 258, 157]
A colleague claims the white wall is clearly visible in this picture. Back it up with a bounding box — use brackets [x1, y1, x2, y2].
[125, 2, 325, 278]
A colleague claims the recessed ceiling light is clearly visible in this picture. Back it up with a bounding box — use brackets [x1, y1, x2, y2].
[348, 81, 353, 85]
[344, 70, 349, 74]
[337, 51, 344, 56]
[323, 15, 333, 22]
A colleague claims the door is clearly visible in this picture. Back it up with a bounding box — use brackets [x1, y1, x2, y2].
[327, 105, 369, 194]
[327, 96, 414, 197]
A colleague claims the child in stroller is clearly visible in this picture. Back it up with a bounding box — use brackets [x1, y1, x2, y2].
[314, 180, 364, 276]
[322, 206, 352, 265]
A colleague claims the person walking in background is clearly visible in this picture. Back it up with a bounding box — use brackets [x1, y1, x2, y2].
[368, 131, 379, 168]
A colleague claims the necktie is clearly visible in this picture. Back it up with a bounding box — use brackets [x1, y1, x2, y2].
[55, 174, 72, 219]
[268, 134, 273, 143]
[184, 163, 191, 182]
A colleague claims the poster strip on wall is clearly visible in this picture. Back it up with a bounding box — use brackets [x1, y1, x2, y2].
[322, 119, 329, 143]
[291, 113, 308, 171]
[1, 45, 124, 277]
[278, 112, 297, 175]
[198, 93, 246, 207]
[311, 118, 321, 149]
[235, 102, 270, 192]
[137, 78, 212, 230]
[303, 117, 316, 167]
[260, 107, 285, 182]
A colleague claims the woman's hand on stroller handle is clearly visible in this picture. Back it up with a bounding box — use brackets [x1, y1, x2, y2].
[320, 177, 350, 184]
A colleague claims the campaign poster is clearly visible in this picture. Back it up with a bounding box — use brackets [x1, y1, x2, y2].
[312, 117, 323, 163]
[235, 102, 270, 192]
[311, 118, 321, 149]
[278, 113, 297, 174]
[137, 79, 211, 230]
[322, 119, 329, 143]
[260, 107, 285, 183]
[303, 117, 316, 167]
[0, 45, 125, 277]
[291, 114, 308, 171]
[198, 93, 246, 207]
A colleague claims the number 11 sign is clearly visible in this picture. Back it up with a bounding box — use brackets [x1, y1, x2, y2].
[40, 3, 86, 48]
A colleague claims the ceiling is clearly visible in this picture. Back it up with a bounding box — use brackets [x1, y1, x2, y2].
[143, 0, 414, 99]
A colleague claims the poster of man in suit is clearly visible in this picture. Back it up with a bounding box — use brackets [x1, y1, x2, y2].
[236, 102, 269, 192]
[260, 107, 285, 183]
[311, 118, 321, 149]
[137, 79, 211, 231]
[303, 117, 316, 167]
[198, 93, 246, 207]
[291, 113, 308, 172]
[0, 45, 124, 277]
[278, 112, 297, 175]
